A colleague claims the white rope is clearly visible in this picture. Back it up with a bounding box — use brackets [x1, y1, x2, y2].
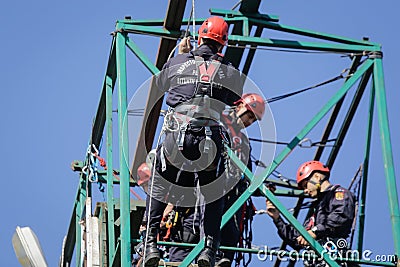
[166, 0, 196, 62]
[143, 130, 164, 266]
[192, 0, 197, 49]
[163, 111, 180, 132]
[166, 42, 181, 62]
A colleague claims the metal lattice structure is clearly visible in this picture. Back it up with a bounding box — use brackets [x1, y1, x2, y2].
[60, 1, 399, 266]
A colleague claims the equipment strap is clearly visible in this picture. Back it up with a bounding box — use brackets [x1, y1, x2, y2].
[195, 56, 221, 83]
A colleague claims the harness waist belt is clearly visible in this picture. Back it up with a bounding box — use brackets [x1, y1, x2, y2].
[173, 104, 220, 122]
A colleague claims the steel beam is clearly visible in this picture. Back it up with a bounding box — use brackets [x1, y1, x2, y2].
[326, 65, 373, 167]
[130, 0, 187, 181]
[120, 24, 379, 54]
[90, 39, 117, 149]
[357, 76, 375, 253]
[228, 35, 379, 53]
[314, 56, 362, 160]
[105, 74, 116, 263]
[373, 58, 400, 259]
[115, 27, 131, 267]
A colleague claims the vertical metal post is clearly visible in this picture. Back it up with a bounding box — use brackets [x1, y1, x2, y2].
[326, 67, 373, 168]
[357, 77, 375, 252]
[86, 196, 93, 267]
[76, 175, 87, 266]
[373, 58, 400, 257]
[116, 24, 131, 267]
[106, 74, 116, 264]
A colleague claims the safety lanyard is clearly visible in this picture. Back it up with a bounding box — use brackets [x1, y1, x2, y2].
[222, 113, 244, 150]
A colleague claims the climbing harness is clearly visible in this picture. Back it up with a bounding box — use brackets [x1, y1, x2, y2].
[159, 54, 227, 172]
[235, 198, 256, 267]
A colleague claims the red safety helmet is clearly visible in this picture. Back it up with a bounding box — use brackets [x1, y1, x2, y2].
[198, 16, 229, 46]
[296, 161, 330, 187]
[137, 163, 151, 186]
[235, 93, 266, 120]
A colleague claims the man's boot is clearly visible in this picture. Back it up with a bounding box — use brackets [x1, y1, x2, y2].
[198, 236, 219, 267]
[143, 227, 160, 267]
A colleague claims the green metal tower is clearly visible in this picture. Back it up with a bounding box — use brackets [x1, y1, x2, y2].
[59, 1, 399, 266]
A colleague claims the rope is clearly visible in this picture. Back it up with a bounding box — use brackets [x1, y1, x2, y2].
[266, 69, 350, 103]
[143, 129, 164, 265]
[248, 137, 290, 146]
[270, 170, 294, 184]
[166, 2, 195, 62]
[231, 0, 242, 10]
[191, 0, 197, 49]
[248, 137, 337, 148]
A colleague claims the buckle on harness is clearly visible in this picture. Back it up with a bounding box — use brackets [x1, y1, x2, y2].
[177, 125, 187, 150]
[204, 126, 212, 153]
[200, 74, 210, 82]
[160, 145, 167, 172]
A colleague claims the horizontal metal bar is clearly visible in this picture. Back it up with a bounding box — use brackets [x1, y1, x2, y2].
[120, 18, 203, 26]
[269, 188, 308, 198]
[130, 239, 396, 266]
[71, 160, 136, 185]
[120, 17, 244, 27]
[248, 18, 377, 46]
[229, 35, 380, 53]
[118, 24, 183, 39]
[120, 11, 377, 47]
[118, 24, 379, 53]
[209, 8, 280, 22]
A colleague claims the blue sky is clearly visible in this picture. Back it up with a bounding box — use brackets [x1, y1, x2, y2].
[1, 1, 399, 266]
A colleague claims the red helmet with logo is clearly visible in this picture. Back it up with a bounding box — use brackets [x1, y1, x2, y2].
[137, 163, 151, 186]
[296, 161, 330, 186]
[235, 93, 266, 120]
[198, 16, 229, 46]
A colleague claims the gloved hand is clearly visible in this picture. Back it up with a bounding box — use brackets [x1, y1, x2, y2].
[178, 37, 193, 54]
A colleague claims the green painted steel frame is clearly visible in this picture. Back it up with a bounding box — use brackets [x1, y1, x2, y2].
[181, 60, 373, 267]
[357, 74, 375, 253]
[373, 59, 400, 258]
[62, 6, 399, 267]
[116, 25, 131, 267]
[106, 73, 116, 263]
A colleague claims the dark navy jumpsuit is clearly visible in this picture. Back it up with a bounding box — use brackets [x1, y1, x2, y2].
[273, 184, 355, 265]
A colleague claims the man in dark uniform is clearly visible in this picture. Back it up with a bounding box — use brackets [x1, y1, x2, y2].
[163, 92, 265, 265]
[143, 16, 242, 267]
[266, 161, 356, 266]
[216, 93, 266, 267]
